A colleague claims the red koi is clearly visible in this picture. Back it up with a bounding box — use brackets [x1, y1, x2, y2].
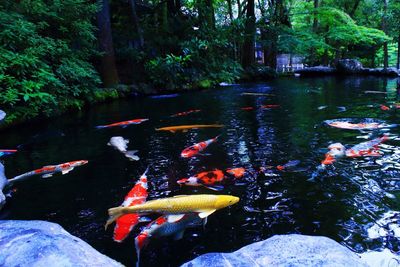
[111, 168, 149, 242]
[171, 109, 201, 117]
[95, 118, 149, 129]
[381, 105, 390, 111]
[225, 167, 245, 178]
[261, 104, 280, 109]
[181, 135, 220, 158]
[178, 168, 245, 190]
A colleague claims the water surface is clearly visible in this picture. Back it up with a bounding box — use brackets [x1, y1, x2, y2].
[1, 77, 400, 266]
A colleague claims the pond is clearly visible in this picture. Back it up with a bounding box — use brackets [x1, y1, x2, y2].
[1, 76, 400, 266]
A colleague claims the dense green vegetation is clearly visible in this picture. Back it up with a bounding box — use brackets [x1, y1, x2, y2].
[0, 0, 399, 124]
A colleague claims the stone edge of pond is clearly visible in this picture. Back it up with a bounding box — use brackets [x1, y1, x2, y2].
[0, 220, 123, 267]
[181, 234, 400, 267]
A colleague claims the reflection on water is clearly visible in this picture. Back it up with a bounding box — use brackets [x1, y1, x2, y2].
[1, 76, 400, 266]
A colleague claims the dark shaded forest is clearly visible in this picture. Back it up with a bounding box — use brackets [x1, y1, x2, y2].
[0, 0, 399, 123]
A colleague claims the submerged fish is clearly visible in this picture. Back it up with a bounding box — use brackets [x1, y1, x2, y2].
[277, 160, 301, 171]
[241, 107, 254, 111]
[345, 136, 388, 158]
[96, 118, 148, 129]
[0, 149, 17, 158]
[171, 109, 201, 117]
[325, 119, 395, 130]
[181, 135, 220, 158]
[0, 162, 7, 209]
[107, 194, 240, 225]
[381, 105, 390, 111]
[108, 168, 149, 242]
[0, 110, 5, 121]
[8, 160, 88, 182]
[108, 136, 139, 161]
[156, 124, 224, 133]
[261, 104, 280, 109]
[135, 213, 202, 253]
[150, 94, 179, 99]
[225, 167, 246, 178]
[241, 92, 274, 96]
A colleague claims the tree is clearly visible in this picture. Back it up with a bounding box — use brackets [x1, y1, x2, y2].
[241, 0, 256, 68]
[97, 0, 119, 87]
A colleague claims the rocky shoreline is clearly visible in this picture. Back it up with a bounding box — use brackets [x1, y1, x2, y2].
[296, 59, 400, 77]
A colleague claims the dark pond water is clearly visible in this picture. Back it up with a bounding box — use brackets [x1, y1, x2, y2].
[1, 77, 400, 266]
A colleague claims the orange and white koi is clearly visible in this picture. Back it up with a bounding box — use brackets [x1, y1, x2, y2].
[108, 168, 149, 242]
[171, 109, 201, 117]
[8, 160, 88, 183]
[0, 149, 17, 158]
[181, 135, 220, 158]
[277, 160, 300, 171]
[96, 118, 148, 129]
[177, 168, 245, 191]
[261, 104, 280, 109]
[156, 124, 224, 133]
[135, 213, 202, 256]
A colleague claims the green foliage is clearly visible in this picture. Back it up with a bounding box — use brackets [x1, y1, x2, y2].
[0, 0, 99, 123]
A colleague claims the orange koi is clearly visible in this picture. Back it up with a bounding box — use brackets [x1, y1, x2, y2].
[225, 167, 245, 178]
[109, 168, 149, 242]
[96, 118, 148, 129]
[181, 135, 220, 158]
[261, 104, 280, 109]
[156, 124, 224, 133]
[171, 109, 201, 117]
[8, 160, 88, 183]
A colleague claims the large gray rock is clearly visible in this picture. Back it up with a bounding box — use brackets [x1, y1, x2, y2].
[182, 234, 368, 267]
[336, 59, 363, 74]
[0, 220, 123, 267]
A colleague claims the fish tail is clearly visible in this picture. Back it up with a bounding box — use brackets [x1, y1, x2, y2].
[106, 206, 126, 227]
[125, 150, 139, 161]
[142, 166, 150, 177]
[214, 134, 223, 141]
[7, 172, 34, 185]
[95, 125, 107, 129]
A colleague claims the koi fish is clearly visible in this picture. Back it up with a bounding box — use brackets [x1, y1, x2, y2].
[241, 107, 254, 111]
[8, 160, 88, 183]
[261, 104, 280, 109]
[150, 94, 179, 99]
[321, 143, 346, 165]
[106, 194, 240, 225]
[171, 109, 201, 117]
[0, 149, 17, 158]
[135, 213, 202, 254]
[225, 167, 246, 178]
[108, 168, 149, 242]
[277, 160, 300, 171]
[381, 105, 390, 111]
[241, 92, 274, 96]
[345, 136, 388, 158]
[181, 135, 220, 158]
[108, 136, 139, 161]
[178, 168, 245, 190]
[95, 118, 148, 129]
[0, 110, 5, 121]
[156, 124, 224, 133]
[325, 119, 395, 130]
[177, 169, 226, 191]
[0, 162, 7, 209]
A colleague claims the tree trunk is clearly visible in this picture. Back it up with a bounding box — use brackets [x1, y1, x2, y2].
[97, 0, 119, 87]
[349, 0, 361, 18]
[312, 0, 318, 32]
[198, 0, 215, 28]
[227, 0, 234, 22]
[382, 0, 388, 69]
[128, 0, 144, 48]
[241, 0, 255, 68]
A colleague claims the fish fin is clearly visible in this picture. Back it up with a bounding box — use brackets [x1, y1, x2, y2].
[125, 150, 139, 161]
[198, 209, 216, 218]
[167, 214, 185, 223]
[142, 166, 150, 177]
[138, 216, 152, 223]
[203, 185, 224, 191]
[95, 125, 106, 129]
[42, 173, 53, 178]
[62, 167, 74, 175]
[173, 229, 185, 240]
[106, 206, 125, 227]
